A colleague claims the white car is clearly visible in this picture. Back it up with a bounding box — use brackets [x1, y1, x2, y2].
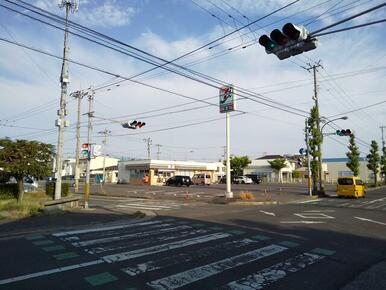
[234, 176, 253, 184]
[6, 176, 39, 192]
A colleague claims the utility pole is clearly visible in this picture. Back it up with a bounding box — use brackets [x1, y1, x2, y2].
[54, 0, 78, 200]
[305, 118, 312, 196]
[155, 144, 162, 160]
[84, 91, 94, 209]
[304, 61, 323, 195]
[72, 90, 84, 193]
[98, 129, 111, 184]
[144, 138, 152, 159]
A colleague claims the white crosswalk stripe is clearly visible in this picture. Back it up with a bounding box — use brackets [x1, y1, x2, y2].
[300, 197, 386, 211]
[113, 198, 193, 211]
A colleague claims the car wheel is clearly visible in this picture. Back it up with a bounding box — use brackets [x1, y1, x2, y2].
[242, 181, 245, 184]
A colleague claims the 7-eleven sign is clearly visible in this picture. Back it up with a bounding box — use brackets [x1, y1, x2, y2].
[219, 85, 236, 113]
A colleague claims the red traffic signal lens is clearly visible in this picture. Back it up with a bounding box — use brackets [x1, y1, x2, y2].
[137, 122, 146, 128]
[282, 23, 301, 40]
[81, 143, 89, 148]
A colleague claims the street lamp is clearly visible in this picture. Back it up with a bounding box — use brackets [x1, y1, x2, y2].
[319, 116, 348, 195]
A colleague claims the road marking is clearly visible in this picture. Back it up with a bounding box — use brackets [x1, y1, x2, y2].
[354, 216, 386, 226]
[84, 272, 118, 286]
[280, 221, 325, 224]
[366, 203, 386, 209]
[102, 232, 232, 263]
[122, 238, 258, 277]
[220, 252, 323, 290]
[53, 220, 162, 237]
[147, 244, 287, 290]
[72, 225, 191, 247]
[303, 210, 335, 213]
[259, 210, 276, 216]
[0, 259, 104, 285]
[294, 213, 334, 219]
[116, 204, 175, 210]
[296, 199, 321, 204]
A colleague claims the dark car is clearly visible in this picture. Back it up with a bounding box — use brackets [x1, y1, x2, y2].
[165, 175, 192, 187]
[219, 175, 238, 184]
[246, 174, 262, 184]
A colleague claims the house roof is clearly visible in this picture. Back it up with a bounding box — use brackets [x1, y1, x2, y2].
[256, 155, 284, 160]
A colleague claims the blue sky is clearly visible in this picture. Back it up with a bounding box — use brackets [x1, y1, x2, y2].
[0, 0, 385, 161]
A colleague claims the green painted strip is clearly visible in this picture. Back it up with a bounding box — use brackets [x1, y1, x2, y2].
[42, 245, 65, 252]
[33, 240, 54, 246]
[251, 234, 271, 241]
[26, 234, 45, 240]
[53, 252, 79, 260]
[209, 226, 224, 231]
[278, 241, 299, 248]
[84, 272, 118, 286]
[191, 223, 205, 227]
[175, 221, 189, 225]
[310, 248, 336, 256]
[228, 230, 245, 235]
[163, 218, 175, 222]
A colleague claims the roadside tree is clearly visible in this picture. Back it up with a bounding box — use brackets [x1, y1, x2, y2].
[380, 146, 386, 185]
[366, 140, 380, 186]
[0, 138, 54, 203]
[229, 156, 251, 176]
[346, 133, 360, 176]
[268, 158, 287, 183]
[308, 106, 322, 194]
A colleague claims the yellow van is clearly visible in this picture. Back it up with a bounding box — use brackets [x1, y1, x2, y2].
[337, 176, 365, 198]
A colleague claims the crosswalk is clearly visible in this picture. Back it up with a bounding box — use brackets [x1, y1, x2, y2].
[300, 197, 386, 211]
[36, 218, 335, 290]
[113, 198, 196, 211]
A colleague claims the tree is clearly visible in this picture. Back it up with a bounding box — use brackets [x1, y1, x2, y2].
[0, 138, 54, 203]
[268, 158, 287, 182]
[380, 146, 386, 185]
[346, 134, 360, 176]
[308, 106, 322, 194]
[229, 156, 251, 176]
[366, 140, 380, 186]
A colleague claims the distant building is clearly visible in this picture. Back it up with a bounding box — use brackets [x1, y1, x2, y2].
[118, 159, 225, 186]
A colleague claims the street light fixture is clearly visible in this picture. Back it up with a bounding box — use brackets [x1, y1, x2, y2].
[319, 116, 348, 195]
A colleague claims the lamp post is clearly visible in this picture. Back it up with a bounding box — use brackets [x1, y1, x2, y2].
[319, 116, 348, 194]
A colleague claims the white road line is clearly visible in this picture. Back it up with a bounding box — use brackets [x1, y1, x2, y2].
[73, 225, 191, 247]
[116, 204, 175, 210]
[354, 216, 386, 226]
[53, 220, 162, 237]
[147, 244, 287, 290]
[259, 210, 276, 216]
[280, 221, 325, 224]
[102, 232, 231, 263]
[122, 238, 258, 277]
[0, 259, 104, 285]
[366, 197, 386, 204]
[221, 252, 323, 289]
[366, 203, 386, 209]
[303, 210, 335, 213]
[294, 213, 334, 219]
[296, 199, 320, 204]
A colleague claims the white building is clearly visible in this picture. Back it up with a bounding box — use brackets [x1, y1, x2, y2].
[244, 155, 296, 183]
[118, 159, 225, 186]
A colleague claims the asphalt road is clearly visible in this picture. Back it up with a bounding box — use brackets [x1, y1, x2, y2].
[0, 186, 385, 290]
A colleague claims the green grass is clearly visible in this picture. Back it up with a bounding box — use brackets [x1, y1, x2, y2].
[0, 191, 47, 220]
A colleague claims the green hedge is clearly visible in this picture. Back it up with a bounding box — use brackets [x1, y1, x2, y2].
[0, 184, 18, 200]
[45, 182, 70, 199]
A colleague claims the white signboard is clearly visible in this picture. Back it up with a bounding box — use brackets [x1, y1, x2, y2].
[219, 85, 236, 113]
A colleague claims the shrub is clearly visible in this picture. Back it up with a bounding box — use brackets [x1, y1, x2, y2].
[238, 191, 255, 200]
[46, 182, 70, 199]
[0, 184, 18, 200]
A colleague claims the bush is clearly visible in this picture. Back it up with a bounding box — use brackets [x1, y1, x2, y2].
[0, 184, 18, 200]
[238, 191, 255, 200]
[46, 182, 70, 199]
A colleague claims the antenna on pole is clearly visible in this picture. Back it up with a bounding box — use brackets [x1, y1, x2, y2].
[59, 0, 79, 13]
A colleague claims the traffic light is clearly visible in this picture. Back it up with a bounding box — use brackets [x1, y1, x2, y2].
[121, 120, 146, 129]
[258, 23, 318, 60]
[336, 129, 352, 136]
[81, 143, 89, 158]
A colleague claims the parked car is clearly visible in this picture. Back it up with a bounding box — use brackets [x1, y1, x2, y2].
[233, 176, 253, 184]
[219, 175, 238, 184]
[192, 173, 211, 185]
[165, 175, 192, 187]
[245, 174, 262, 184]
[337, 176, 365, 198]
[6, 176, 39, 192]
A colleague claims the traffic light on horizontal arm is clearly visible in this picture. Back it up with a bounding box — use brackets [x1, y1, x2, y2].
[336, 129, 352, 136]
[121, 120, 146, 129]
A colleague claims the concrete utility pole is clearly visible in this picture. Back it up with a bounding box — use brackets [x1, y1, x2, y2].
[98, 129, 111, 184]
[144, 138, 152, 159]
[54, 0, 78, 200]
[84, 91, 94, 209]
[155, 144, 162, 160]
[72, 90, 84, 193]
[304, 62, 323, 195]
[305, 118, 312, 197]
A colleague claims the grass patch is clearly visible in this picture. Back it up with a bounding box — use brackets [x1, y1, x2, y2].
[0, 191, 47, 220]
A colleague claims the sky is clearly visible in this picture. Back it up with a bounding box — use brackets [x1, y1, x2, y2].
[0, 0, 385, 162]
